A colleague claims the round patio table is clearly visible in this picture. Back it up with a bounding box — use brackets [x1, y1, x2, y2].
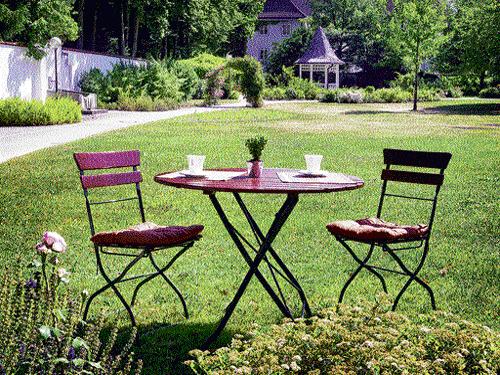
[154, 167, 364, 348]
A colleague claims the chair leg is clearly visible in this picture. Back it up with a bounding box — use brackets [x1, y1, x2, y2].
[337, 239, 388, 305]
[129, 244, 191, 312]
[148, 248, 192, 319]
[84, 246, 147, 325]
[386, 242, 436, 311]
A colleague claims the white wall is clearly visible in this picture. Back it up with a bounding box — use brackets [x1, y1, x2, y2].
[0, 42, 147, 102]
[0, 43, 48, 101]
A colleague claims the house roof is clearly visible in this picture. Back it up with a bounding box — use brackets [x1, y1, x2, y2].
[295, 26, 345, 65]
[258, 0, 311, 20]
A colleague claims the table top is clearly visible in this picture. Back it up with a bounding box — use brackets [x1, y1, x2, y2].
[154, 168, 364, 194]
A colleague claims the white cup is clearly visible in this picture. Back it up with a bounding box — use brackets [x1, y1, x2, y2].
[305, 154, 323, 173]
[187, 155, 206, 174]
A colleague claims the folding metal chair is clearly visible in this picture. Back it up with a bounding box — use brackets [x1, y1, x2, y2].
[74, 150, 204, 325]
[326, 148, 452, 310]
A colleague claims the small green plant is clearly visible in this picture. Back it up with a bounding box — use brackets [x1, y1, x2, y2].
[0, 232, 142, 374]
[245, 136, 267, 161]
[0, 97, 81, 126]
[187, 301, 500, 374]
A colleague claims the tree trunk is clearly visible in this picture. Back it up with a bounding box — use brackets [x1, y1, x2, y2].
[91, 4, 97, 51]
[413, 42, 420, 111]
[131, 9, 140, 58]
[76, 0, 84, 49]
[119, 0, 126, 55]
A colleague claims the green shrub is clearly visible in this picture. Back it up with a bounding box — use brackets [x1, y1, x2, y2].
[263, 87, 287, 100]
[45, 97, 82, 124]
[479, 85, 500, 98]
[78, 68, 106, 94]
[369, 87, 413, 103]
[0, 97, 81, 126]
[0, 232, 142, 374]
[179, 53, 227, 80]
[106, 93, 179, 111]
[172, 60, 202, 100]
[320, 89, 365, 103]
[226, 57, 265, 108]
[417, 88, 442, 102]
[365, 85, 375, 94]
[78, 61, 182, 106]
[187, 302, 500, 374]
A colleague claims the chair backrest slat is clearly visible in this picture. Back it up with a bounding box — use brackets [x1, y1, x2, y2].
[74, 150, 140, 171]
[81, 171, 143, 189]
[383, 149, 452, 170]
[381, 169, 444, 186]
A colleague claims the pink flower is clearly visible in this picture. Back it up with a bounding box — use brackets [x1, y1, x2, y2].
[35, 242, 52, 255]
[42, 232, 66, 253]
[57, 268, 69, 278]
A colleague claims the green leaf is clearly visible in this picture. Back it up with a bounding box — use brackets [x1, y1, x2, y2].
[72, 358, 85, 367]
[39, 326, 52, 340]
[72, 337, 90, 352]
[54, 358, 69, 364]
[88, 361, 103, 369]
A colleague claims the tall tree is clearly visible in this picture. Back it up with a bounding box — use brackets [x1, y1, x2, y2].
[0, 0, 78, 58]
[387, 0, 447, 110]
[456, 0, 500, 86]
[308, 0, 401, 87]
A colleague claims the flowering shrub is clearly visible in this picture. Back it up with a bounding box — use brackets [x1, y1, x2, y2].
[187, 302, 500, 374]
[203, 66, 226, 107]
[0, 232, 142, 374]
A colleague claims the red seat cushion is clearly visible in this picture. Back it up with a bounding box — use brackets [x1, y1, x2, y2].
[326, 217, 428, 241]
[91, 222, 203, 247]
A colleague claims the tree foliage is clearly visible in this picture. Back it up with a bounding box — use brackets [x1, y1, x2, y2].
[0, 0, 78, 59]
[387, 0, 447, 110]
[265, 26, 314, 76]
[307, 0, 403, 87]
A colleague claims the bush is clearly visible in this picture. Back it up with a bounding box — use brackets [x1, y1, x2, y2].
[263, 87, 287, 100]
[226, 57, 265, 108]
[171, 60, 201, 100]
[187, 302, 500, 374]
[78, 61, 183, 106]
[0, 232, 142, 374]
[321, 89, 365, 103]
[179, 53, 227, 80]
[368, 87, 413, 103]
[0, 97, 81, 126]
[479, 85, 500, 98]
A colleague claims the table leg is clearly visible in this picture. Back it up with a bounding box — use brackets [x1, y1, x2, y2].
[233, 193, 312, 318]
[202, 192, 304, 349]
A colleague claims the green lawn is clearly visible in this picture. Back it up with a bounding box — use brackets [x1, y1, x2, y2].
[0, 98, 499, 374]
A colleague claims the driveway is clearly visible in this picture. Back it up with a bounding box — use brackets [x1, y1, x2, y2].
[0, 102, 245, 163]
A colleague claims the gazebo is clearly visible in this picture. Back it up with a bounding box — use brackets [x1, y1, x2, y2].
[295, 26, 344, 89]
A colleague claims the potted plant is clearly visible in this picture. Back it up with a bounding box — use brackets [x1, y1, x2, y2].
[245, 135, 267, 177]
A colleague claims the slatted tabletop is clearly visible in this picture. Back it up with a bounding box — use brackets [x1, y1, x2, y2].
[154, 168, 364, 194]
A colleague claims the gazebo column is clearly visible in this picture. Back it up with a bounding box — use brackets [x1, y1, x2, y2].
[324, 65, 328, 89]
[299, 64, 302, 80]
[309, 65, 313, 82]
[335, 64, 340, 88]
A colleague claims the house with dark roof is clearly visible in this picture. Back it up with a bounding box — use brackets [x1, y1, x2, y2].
[246, 0, 311, 65]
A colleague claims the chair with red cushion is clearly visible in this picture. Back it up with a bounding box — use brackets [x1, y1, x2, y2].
[74, 150, 203, 325]
[326, 149, 451, 310]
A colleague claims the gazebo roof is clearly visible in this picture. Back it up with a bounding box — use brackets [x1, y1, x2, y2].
[259, 0, 310, 20]
[295, 26, 345, 65]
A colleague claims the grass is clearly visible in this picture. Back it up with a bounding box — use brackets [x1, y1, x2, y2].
[0, 98, 499, 374]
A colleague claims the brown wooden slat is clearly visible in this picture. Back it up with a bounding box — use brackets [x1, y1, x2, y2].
[74, 150, 140, 171]
[383, 149, 452, 169]
[381, 169, 444, 185]
[81, 171, 143, 189]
